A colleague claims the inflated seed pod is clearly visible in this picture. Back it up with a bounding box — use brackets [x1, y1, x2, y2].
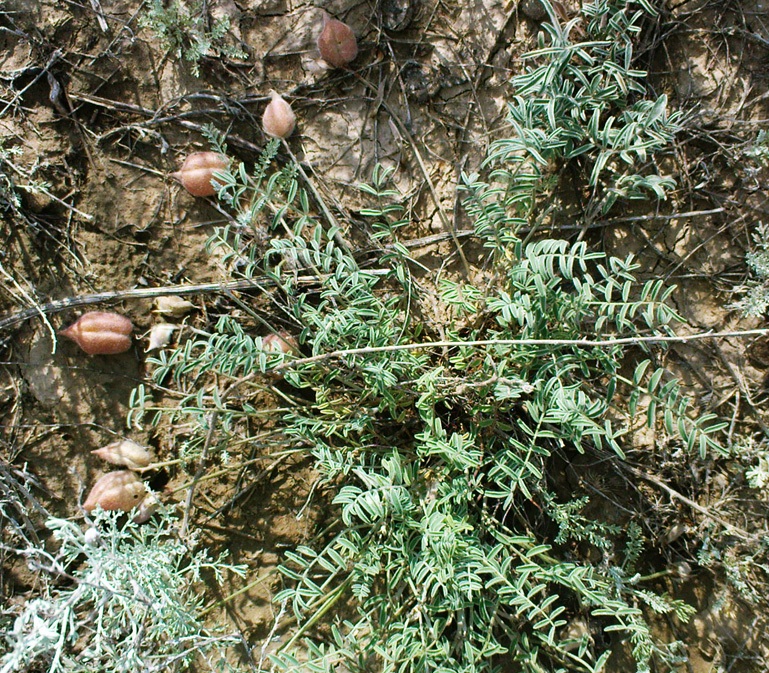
[153, 295, 196, 316]
[147, 323, 177, 351]
[262, 331, 299, 355]
[171, 151, 228, 197]
[317, 13, 358, 68]
[262, 91, 296, 139]
[92, 439, 152, 471]
[60, 312, 133, 355]
[83, 527, 101, 545]
[83, 470, 146, 513]
[133, 491, 161, 524]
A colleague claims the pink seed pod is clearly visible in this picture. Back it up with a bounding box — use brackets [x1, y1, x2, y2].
[60, 312, 133, 355]
[317, 13, 358, 68]
[262, 332, 299, 355]
[171, 151, 228, 197]
[262, 91, 296, 139]
[92, 439, 152, 471]
[83, 470, 146, 513]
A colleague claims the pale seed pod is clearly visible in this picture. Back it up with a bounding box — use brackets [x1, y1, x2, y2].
[91, 439, 152, 471]
[133, 491, 161, 524]
[83, 527, 101, 545]
[262, 332, 299, 355]
[154, 295, 196, 316]
[83, 470, 146, 513]
[302, 53, 331, 75]
[171, 151, 228, 197]
[262, 91, 296, 139]
[317, 13, 358, 68]
[60, 312, 133, 355]
[147, 324, 177, 351]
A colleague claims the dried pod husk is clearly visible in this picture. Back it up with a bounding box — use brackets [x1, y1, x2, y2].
[262, 332, 299, 355]
[317, 13, 358, 68]
[92, 439, 152, 470]
[302, 53, 331, 75]
[83, 470, 146, 513]
[147, 323, 177, 351]
[60, 312, 133, 355]
[171, 151, 228, 197]
[154, 295, 195, 316]
[262, 91, 296, 139]
[133, 491, 161, 524]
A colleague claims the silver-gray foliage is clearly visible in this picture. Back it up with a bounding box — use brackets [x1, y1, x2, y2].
[1, 509, 246, 673]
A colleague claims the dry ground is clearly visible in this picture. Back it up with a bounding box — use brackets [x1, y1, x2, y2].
[2, 0, 769, 671]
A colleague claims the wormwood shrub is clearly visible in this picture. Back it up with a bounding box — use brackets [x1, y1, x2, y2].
[140, 0, 246, 76]
[0, 138, 65, 230]
[0, 508, 246, 673]
[0, 140, 40, 219]
[127, 1, 723, 672]
[730, 221, 769, 318]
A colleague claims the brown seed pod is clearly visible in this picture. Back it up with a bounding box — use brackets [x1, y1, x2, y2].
[171, 151, 228, 197]
[60, 312, 133, 355]
[317, 13, 358, 68]
[83, 470, 147, 513]
[92, 439, 152, 471]
[262, 91, 296, 139]
[262, 332, 299, 355]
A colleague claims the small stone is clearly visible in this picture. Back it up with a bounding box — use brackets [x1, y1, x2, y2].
[520, 0, 547, 21]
